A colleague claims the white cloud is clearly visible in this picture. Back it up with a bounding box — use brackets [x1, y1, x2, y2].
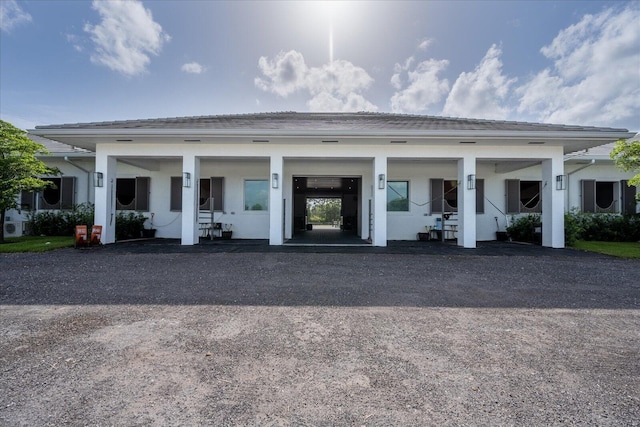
[517, 4, 640, 127]
[255, 50, 377, 112]
[443, 44, 516, 120]
[390, 58, 450, 113]
[84, 0, 170, 76]
[0, 0, 32, 33]
[389, 38, 451, 113]
[255, 50, 308, 97]
[418, 38, 433, 51]
[308, 91, 377, 112]
[306, 60, 374, 97]
[181, 62, 204, 74]
[66, 34, 84, 52]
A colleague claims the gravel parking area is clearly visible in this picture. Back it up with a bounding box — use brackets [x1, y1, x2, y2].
[1, 244, 639, 426]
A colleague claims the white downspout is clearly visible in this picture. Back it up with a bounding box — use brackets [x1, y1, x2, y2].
[565, 159, 596, 211]
[64, 156, 92, 203]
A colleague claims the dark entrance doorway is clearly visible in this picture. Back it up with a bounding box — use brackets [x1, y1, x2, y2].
[290, 177, 366, 245]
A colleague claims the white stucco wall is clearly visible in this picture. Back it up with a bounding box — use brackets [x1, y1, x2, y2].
[19, 140, 636, 245]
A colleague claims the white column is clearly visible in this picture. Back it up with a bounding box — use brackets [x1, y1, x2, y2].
[94, 154, 116, 244]
[457, 156, 477, 248]
[269, 155, 284, 245]
[542, 157, 565, 248]
[181, 154, 200, 245]
[372, 156, 387, 247]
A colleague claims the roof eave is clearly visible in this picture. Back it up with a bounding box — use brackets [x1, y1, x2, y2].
[30, 128, 635, 140]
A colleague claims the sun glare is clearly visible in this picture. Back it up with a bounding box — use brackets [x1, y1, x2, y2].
[303, 1, 353, 64]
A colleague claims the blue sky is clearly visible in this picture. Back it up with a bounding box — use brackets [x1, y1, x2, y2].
[1, 0, 638, 131]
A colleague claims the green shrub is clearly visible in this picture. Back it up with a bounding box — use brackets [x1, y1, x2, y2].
[508, 212, 639, 245]
[26, 205, 149, 240]
[564, 208, 584, 246]
[27, 203, 94, 236]
[578, 213, 640, 242]
[507, 214, 541, 243]
[115, 211, 146, 240]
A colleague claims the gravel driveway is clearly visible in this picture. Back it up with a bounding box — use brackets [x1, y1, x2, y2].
[1, 244, 639, 426]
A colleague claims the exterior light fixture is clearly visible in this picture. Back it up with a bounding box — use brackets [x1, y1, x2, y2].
[272, 173, 279, 189]
[378, 174, 386, 189]
[183, 172, 191, 188]
[467, 174, 476, 190]
[556, 174, 567, 190]
[93, 172, 103, 187]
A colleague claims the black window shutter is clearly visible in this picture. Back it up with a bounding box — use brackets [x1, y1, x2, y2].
[476, 179, 484, 214]
[430, 179, 443, 214]
[621, 180, 637, 214]
[581, 180, 595, 213]
[135, 177, 150, 211]
[170, 177, 182, 211]
[506, 180, 520, 214]
[60, 177, 75, 210]
[212, 177, 224, 211]
[21, 190, 36, 210]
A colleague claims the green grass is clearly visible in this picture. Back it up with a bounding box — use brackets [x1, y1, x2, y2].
[573, 240, 640, 259]
[0, 236, 75, 253]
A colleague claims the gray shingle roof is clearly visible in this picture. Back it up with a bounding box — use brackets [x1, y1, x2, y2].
[28, 134, 91, 154]
[35, 112, 629, 133]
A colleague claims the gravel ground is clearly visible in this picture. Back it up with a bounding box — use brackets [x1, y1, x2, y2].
[1, 244, 639, 426]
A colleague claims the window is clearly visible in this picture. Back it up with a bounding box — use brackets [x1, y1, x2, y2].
[171, 176, 224, 212]
[387, 181, 409, 211]
[430, 179, 457, 213]
[430, 179, 484, 214]
[116, 177, 150, 211]
[506, 180, 541, 214]
[581, 180, 619, 213]
[38, 177, 75, 210]
[199, 177, 224, 211]
[244, 179, 268, 211]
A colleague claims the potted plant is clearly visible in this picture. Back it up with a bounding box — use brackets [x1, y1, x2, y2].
[142, 212, 157, 238]
[221, 223, 232, 239]
[418, 225, 431, 241]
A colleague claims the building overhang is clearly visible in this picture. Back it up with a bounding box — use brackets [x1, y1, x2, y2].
[29, 127, 635, 155]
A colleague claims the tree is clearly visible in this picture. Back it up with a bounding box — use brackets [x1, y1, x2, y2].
[610, 137, 640, 201]
[0, 120, 58, 243]
[308, 198, 341, 223]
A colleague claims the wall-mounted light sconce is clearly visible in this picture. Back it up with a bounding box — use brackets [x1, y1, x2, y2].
[556, 174, 567, 190]
[272, 173, 279, 189]
[183, 172, 191, 188]
[93, 172, 103, 188]
[378, 174, 386, 190]
[467, 174, 476, 190]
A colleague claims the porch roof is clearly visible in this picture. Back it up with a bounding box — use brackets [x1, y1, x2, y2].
[29, 134, 93, 158]
[30, 112, 634, 154]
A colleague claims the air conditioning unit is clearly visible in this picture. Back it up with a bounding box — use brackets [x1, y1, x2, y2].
[4, 221, 23, 237]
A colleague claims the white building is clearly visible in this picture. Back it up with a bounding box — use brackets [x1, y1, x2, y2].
[14, 112, 637, 247]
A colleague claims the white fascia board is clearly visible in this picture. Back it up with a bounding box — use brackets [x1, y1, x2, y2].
[36, 152, 95, 158]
